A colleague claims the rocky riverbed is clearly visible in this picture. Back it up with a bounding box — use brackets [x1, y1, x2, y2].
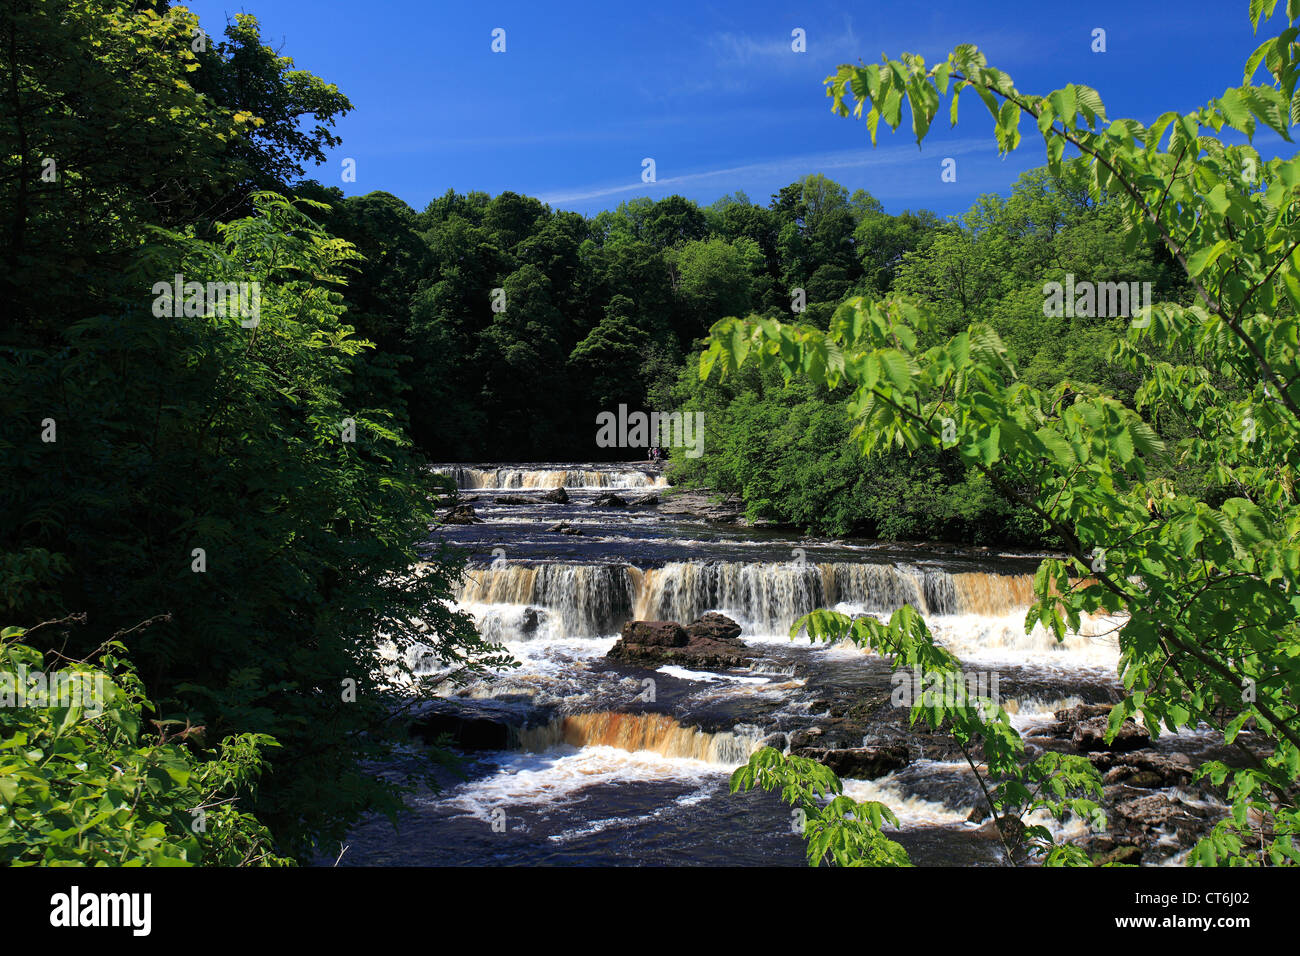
[331, 463, 1242, 867]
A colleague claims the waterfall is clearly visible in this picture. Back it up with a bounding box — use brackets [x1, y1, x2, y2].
[950, 572, 1038, 617]
[457, 563, 635, 636]
[630, 561, 1034, 632]
[517, 712, 761, 765]
[432, 465, 666, 490]
[456, 560, 1037, 638]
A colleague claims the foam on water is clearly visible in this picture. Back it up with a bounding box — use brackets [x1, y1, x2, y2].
[439, 746, 730, 823]
[655, 665, 772, 684]
[384, 463, 1165, 864]
[433, 465, 667, 490]
[841, 762, 973, 826]
[1005, 695, 1087, 733]
[926, 611, 1122, 668]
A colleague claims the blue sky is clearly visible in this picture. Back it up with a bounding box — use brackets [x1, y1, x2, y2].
[184, 0, 1292, 219]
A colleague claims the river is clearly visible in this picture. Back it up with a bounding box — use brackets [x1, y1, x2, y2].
[334, 463, 1224, 866]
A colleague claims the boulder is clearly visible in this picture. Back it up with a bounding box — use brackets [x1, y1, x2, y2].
[1112, 793, 1180, 829]
[519, 607, 540, 635]
[686, 611, 742, 644]
[494, 495, 533, 505]
[409, 699, 554, 752]
[788, 727, 824, 750]
[1046, 703, 1150, 752]
[442, 505, 480, 524]
[607, 613, 753, 669]
[1090, 751, 1194, 788]
[1072, 715, 1150, 752]
[1094, 844, 1143, 866]
[628, 494, 659, 507]
[410, 709, 514, 750]
[593, 493, 627, 508]
[542, 487, 570, 504]
[793, 744, 910, 780]
[621, 620, 688, 647]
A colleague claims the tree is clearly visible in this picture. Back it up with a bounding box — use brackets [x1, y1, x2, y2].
[2, 2, 517, 862]
[642, 194, 709, 248]
[2, 188, 516, 857]
[569, 294, 652, 409]
[855, 206, 940, 294]
[706, 0, 1300, 866]
[0, 0, 244, 334]
[188, 11, 353, 205]
[483, 191, 548, 252]
[1, 621, 290, 866]
[476, 263, 571, 450]
[667, 237, 765, 333]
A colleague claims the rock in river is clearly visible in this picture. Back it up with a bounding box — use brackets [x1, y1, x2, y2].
[791, 744, 910, 780]
[607, 614, 754, 669]
[441, 504, 481, 524]
[1045, 703, 1150, 752]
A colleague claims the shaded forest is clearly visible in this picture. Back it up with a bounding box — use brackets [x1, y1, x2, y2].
[293, 176, 940, 460]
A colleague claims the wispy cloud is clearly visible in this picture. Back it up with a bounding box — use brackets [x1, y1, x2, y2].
[648, 16, 867, 99]
[709, 17, 864, 69]
[536, 138, 992, 206]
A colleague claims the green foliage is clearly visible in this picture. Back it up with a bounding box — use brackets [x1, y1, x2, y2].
[1, 623, 291, 866]
[790, 607, 1105, 865]
[4, 189, 517, 857]
[189, 12, 353, 199]
[1, 2, 524, 859]
[1, 0, 242, 333]
[670, 358, 1041, 542]
[306, 172, 940, 459]
[707, 1, 1300, 865]
[665, 236, 766, 322]
[673, 159, 1193, 546]
[730, 747, 911, 867]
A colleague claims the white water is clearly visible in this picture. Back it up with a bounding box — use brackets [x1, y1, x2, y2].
[433, 465, 667, 490]
[453, 559, 1120, 670]
[391, 464, 1147, 865]
[439, 746, 729, 823]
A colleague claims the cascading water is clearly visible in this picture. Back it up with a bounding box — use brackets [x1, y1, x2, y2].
[518, 712, 761, 765]
[454, 559, 1086, 652]
[432, 464, 667, 490]
[457, 563, 635, 636]
[339, 463, 1152, 867]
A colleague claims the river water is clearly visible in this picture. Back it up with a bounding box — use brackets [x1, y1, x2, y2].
[337, 462, 1151, 866]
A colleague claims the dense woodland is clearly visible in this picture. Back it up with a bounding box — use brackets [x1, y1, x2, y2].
[293, 176, 935, 460]
[298, 160, 1193, 544]
[2, 2, 514, 862]
[3, 0, 1296, 868]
